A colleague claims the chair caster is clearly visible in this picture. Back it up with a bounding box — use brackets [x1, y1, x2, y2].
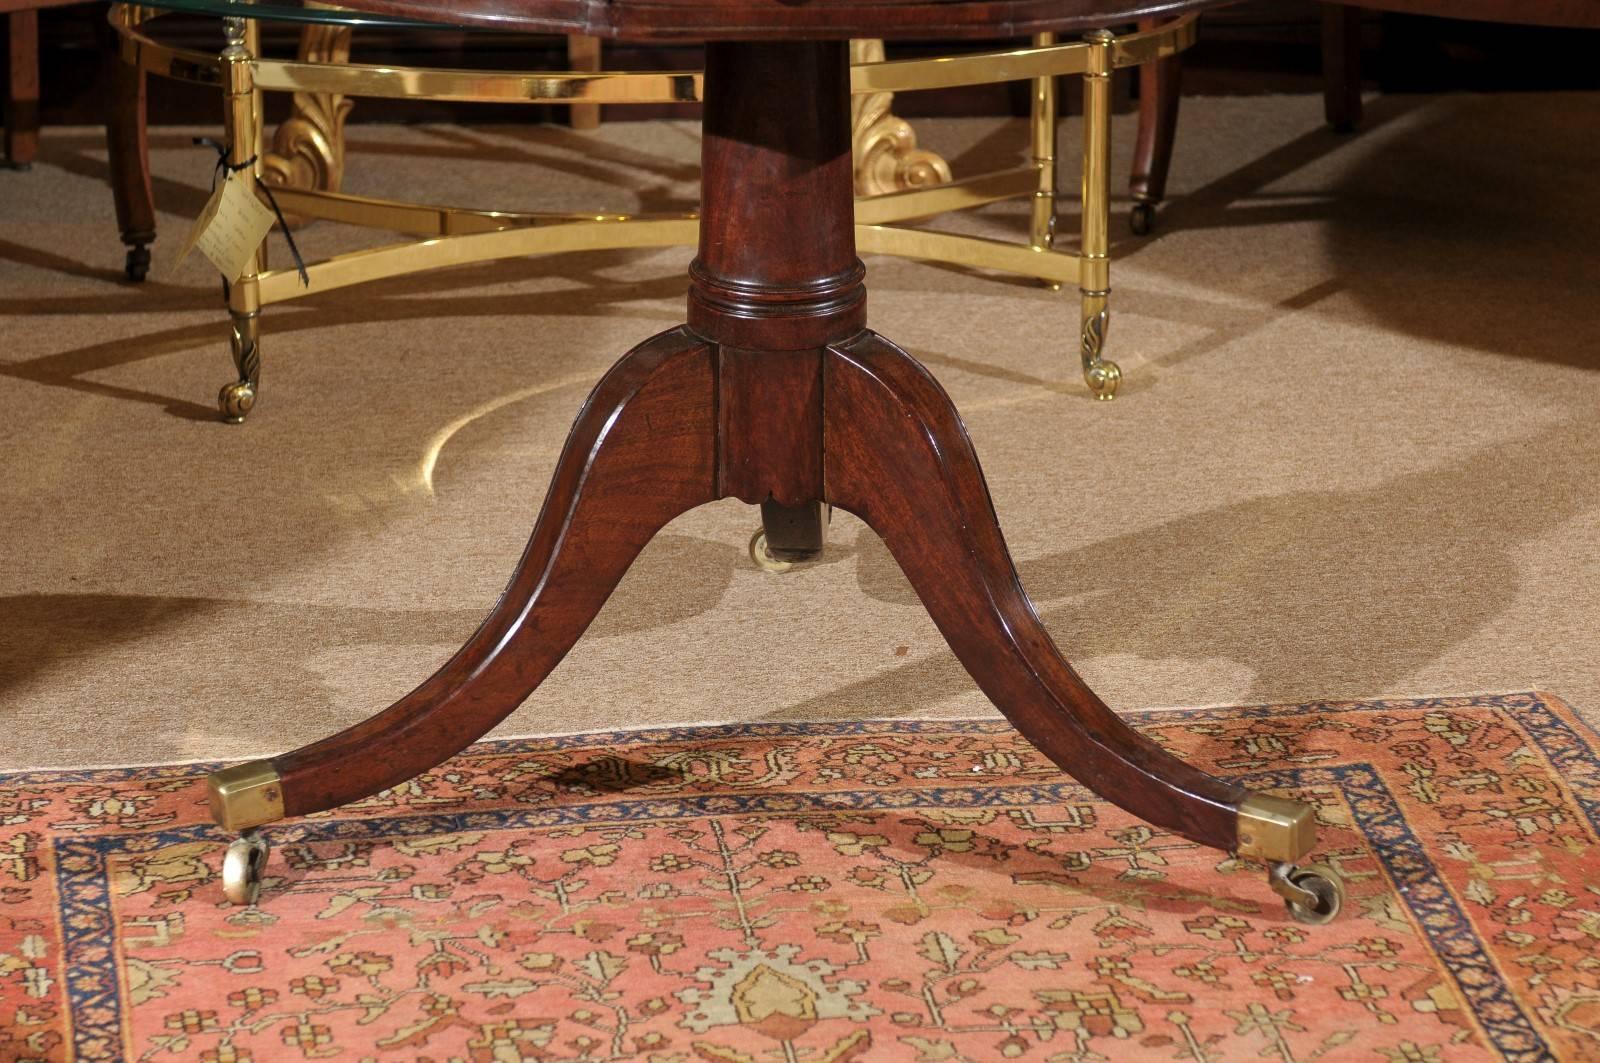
[1129, 202, 1156, 236]
[124, 245, 151, 283]
[1268, 861, 1343, 925]
[748, 529, 795, 573]
[218, 380, 256, 424]
[222, 830, 270, 906]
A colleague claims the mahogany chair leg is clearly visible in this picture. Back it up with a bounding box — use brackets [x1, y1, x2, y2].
[1129, 16, 1182, 235]
[1321, 2, 1364, 133]
[823, 331, 1325, 891]
[208, 327, 718, 878]
[4, 9, 40, 170]
[106, 40, 155, 281]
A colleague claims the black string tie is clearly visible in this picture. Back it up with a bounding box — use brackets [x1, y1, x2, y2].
[194, 136, 310, 289]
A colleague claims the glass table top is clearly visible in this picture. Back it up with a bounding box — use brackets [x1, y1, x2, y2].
[123, 0, 473, 31]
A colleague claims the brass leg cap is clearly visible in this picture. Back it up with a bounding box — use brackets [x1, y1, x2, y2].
[208, 761, 285, 833]
[1236, 793, 1316, 863]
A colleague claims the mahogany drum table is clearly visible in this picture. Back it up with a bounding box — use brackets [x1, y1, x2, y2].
[206, 0, 1346, 923]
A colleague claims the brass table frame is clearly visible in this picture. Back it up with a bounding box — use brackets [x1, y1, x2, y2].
[111, 6, 1197, 421]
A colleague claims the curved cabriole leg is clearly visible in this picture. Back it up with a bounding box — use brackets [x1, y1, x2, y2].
[208, 328, 718, 893]
[822, 331, 1318, 869]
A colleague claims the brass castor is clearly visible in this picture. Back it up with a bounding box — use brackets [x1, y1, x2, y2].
[124, 245, 151, 283]
[748, 529, 795, 573]
[1130, 202, 1155, 236]
[222, 830, 269, 905]
[218, 380, 256, 424]
[1269, 861, 1344, 925]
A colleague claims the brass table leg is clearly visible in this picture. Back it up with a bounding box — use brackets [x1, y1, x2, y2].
[218, 17, 265, 424]
[1078, 29, 1121, 400]
[1029, 32, 1059, 266]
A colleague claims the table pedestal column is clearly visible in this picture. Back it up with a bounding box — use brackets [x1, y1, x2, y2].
[207, 40, 1343, 925]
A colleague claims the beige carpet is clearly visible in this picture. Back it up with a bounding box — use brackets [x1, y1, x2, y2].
[2, 93, 1597, 771]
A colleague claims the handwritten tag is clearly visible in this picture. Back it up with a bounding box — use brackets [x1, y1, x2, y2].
[172, 176, 277, 283]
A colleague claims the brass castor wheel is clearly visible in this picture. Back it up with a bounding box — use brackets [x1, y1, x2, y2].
[1269, 861, 1343, 925]
[218, 380, 256, 424]
[748, 529, 795, 573]
[222, 830, 269, 905]
[124, 245, 151, 283]
[1130, 202, 1155, 236]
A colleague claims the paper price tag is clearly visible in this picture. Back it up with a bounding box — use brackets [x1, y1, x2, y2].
[172, 176, 277, 283]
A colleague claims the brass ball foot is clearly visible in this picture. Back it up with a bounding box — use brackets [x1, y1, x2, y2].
[218, 381, 256, 424]
[1084, 358, 1121, 401]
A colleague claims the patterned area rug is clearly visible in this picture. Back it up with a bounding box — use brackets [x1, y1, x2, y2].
[2, 692, 1597, 1062]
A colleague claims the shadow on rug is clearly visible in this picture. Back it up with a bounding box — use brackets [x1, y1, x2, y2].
[2, 692, 1597, 1061]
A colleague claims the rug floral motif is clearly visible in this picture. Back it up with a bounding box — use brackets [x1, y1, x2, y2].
[1, 692, 1597, 1061]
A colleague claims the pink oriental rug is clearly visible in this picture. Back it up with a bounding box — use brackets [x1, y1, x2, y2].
[1, 691, 1598, 1061]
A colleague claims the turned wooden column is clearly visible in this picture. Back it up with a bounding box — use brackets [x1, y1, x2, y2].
[690, 41, 864, 512]
[691, 41, 863, 354]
